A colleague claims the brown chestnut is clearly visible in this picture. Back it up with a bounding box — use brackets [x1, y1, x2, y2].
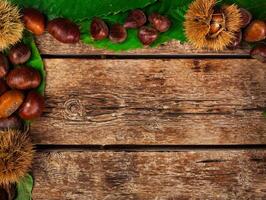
[23, 8, 46, 35]
[109, 24, 127, 43]
[0, 90, 24, 119]
[250, 45, 266, 63]
[0, 115, 22, 129]
[148, 13, 171, 32]
[0, 79, 8, 96]
[48, 18, 80, 43]
[90, 18, 109, 40]
[0, 53, 8, 78]
[240, 8, 252, 28]
[227, 31, 242, 49]
[8, 43, 31, 65]
[19, 91, 45, 120]
[138, 26, 159, 45]
[244, 20, 266, 42]
[7, 66, 41, 90]
[124, 9, 147, 29]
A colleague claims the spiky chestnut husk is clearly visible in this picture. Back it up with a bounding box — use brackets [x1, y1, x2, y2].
[184, 0, 242, 50]
[0, 0, 24, 50]
[0, 129, 34, 185]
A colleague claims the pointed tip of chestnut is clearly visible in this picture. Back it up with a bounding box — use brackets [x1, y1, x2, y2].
[90, 18, 109, 40]
[109, 24, 127, 43]
[8, 43, 31, 65]
[124, 9, 147, 29]
[19, 91, 45, 120]
[23, 8, 46, 35]
[148, 13, 171, 32]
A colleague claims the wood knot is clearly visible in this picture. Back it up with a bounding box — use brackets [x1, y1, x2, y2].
[63, 99, 85, 120]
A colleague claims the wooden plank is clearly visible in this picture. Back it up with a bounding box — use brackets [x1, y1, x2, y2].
[31, 58, 266, 145]
[36, 34, 250, 56]
[32, 150, 266, 200]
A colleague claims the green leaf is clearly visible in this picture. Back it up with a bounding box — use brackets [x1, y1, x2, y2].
[81, 0, 193, 51]
[263, 111, 266, 118]
[22, 33, 46, 96]
[10, 0, 156, 21]
[15, 174, 34, 200]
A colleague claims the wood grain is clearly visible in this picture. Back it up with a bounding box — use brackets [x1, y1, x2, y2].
[36, 33, 250, 56]
[32, 150, 266, 200]
[30, 58, 266, 144]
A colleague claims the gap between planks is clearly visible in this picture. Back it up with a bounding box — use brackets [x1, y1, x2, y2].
[36, 144, 266, 152]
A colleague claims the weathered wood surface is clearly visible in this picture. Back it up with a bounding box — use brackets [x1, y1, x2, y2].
[30, 58, 266, 144]
[36, 33, 250, 55]
[32, 151, 266, 200]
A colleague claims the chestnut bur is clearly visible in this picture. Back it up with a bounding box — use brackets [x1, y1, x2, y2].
[138, 26, 158, 45]
[148, 13, 171, 33]
[109, 24, 127, 43]
[48, 18, 80, 43]
[7, 66, 41, 90]
[227, 31, 242, 49]
[8, 43, 31, 65]
[19, 91, 45, 120]
[23, 8, 46, 35]
[90, 18, 109, 40]
[0, 53, 8, 78]
[124, 9, 147, 29]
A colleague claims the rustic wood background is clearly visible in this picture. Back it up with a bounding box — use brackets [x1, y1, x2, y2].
[30, 34, 266, 199]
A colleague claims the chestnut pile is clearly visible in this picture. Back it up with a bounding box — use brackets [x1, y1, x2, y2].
[91, 9, 171, 45]
[228, 8, 266, 62]
[0, 43, 44, 129]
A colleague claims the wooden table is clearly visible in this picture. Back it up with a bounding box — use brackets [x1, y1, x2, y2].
[31, 34, 266, 199]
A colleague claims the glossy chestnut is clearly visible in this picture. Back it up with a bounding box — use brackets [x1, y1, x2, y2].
[0, 53, 8, 78]
[148, 13, 171, 32]
[124, 9, 147, 29]
[48, 18, 80, 43]
[19, 91, 45, 120]
[7, 66, 41, 90]
[0, 90, 24, 119]
[8, 43, 31, 65]
[90, 18, 109, 40]
[109, 24, 127, 43]
[138, 26, 158, 45]
[23, 8, 46, 35]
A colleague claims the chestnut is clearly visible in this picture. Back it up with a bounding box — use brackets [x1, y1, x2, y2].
[7, 66, 41, 90]
[19, 91, 45, 120]
[109, 24, 127, 43]
[90, 18, 109, 40]
[8, 43, 31, 65]
[240, 8, 252, 28]
[23, 8, 46, 35]
[227, 31, 242, 49]
[0, 90, 24, 119]
[0, 115, 22, 129]
[0, 79, 8, 96]
[250, 45, 266, 63]
[0, 53, 8, 78]
[48, 18, 80, 43]
[138, 26, 158, 45]
[148, 13, 171, 32]
[124, 9, 147, 29]
[244, 20, 266, 42]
